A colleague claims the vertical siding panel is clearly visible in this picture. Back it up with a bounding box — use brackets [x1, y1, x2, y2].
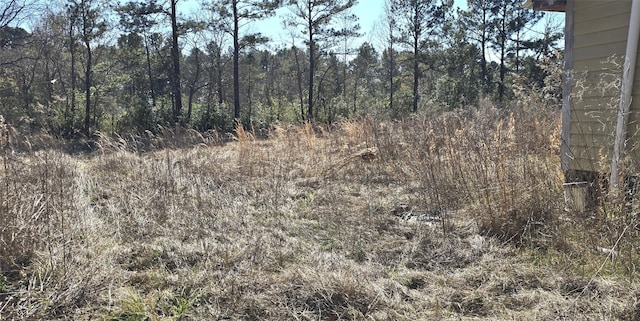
[562, 0, 574, 172]
[569, 0, 631, 172]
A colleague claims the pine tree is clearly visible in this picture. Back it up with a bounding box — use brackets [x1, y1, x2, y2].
[207, 0, 280, 122]
[68, 0, 107, 135]
[490, 0, 542, 102]
[396, 0, 449, 113]
[286, 0, 358, 120]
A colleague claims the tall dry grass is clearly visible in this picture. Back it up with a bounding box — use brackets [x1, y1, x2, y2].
[334, 103, 563, 247]
[1, 103, 640, 320]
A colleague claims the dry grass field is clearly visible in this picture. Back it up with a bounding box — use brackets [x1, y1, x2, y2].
[2, 105, 640, 320]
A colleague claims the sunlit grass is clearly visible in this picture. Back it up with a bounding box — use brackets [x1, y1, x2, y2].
[1, 104, 640, 320]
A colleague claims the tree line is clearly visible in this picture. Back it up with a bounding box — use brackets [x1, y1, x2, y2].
[0, 0, 562, 137]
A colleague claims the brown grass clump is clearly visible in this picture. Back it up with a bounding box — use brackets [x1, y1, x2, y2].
[1, 103, 640, 320]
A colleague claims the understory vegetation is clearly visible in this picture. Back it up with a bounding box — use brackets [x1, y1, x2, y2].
[2, 102, 640, 320]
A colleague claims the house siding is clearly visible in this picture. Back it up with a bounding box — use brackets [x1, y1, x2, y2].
[568, 0, 639, 172]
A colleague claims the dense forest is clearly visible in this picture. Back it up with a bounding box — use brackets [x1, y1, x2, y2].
[0, 0, 562, 137]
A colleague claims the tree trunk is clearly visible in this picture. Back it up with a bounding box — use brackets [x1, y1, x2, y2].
[292, 46, 305, 120]
[84, 39, 92, 136]
[21, 76, 30, 120]
[515, 12, 521, 73]
[307, 7, 315, 120]
[352, 68, 359, 112]
[232, 0, 241, 121]
[170, 0, 183, 124]
[93, 86, 99, 131]
[386, 0, 396, 112]
[187, 87, 195, 124]
[343, 37, 348, 99]
[480, 7, 488, 95]
[144, 33, 156, 108]
[412, 35, 419, 113]
[187, 49, 201, 124]
[412, 4, 420, 113]
[389, 47, 395, 112]
[69, 21, 76, 131]
[498, 4, 506, 102]
[216, 52, 224, 104]
[247, 72, 252, 123]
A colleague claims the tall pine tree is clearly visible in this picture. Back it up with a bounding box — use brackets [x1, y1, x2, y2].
[207, 0, 280, 122]
[286, 0, 358, 120]
[396, 0, 449, 113]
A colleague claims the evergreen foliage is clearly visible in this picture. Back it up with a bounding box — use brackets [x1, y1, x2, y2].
[0, 0, 563, 134]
